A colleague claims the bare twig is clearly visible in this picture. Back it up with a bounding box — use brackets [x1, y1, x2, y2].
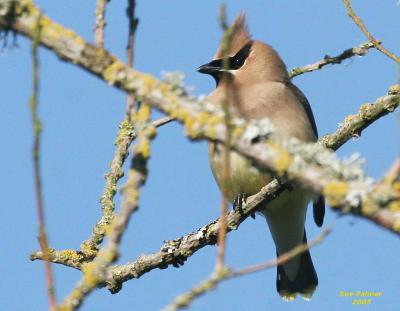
[126, 0, 139, 115]
[162, 228, 331, 311]
[94, 0, 109, 47]
[384, 158, 400, 184]
[162, 268, 230, 311]
[289, 41, 377, 78]
[30, 15, 57, 310]
[342, 0, 400, 64]
[126, 0, 138, 68]
[152, 116, 174, 128]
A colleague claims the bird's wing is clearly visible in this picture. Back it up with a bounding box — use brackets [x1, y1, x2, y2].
[286, 82, 318, 138]
[287, 82, 325, 227]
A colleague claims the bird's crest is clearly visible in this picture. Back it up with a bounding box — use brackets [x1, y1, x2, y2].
[214, 13, 252, 59]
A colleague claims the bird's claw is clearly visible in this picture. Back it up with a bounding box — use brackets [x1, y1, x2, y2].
[233, 193, 247, 216]
[171, 255, 187, 268]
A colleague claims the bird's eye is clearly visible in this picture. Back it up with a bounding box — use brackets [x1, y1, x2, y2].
[228, 41, 253, 70]
[229, 55, 245, 70]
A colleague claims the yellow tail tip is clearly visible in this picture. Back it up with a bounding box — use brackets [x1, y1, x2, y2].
[279, 286, 317, 302]
[279, 291, 297, 302]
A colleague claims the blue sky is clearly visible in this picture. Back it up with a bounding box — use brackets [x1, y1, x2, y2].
[0, 1, 399, 310]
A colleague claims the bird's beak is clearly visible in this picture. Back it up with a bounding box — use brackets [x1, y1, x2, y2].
[197, 59, 223, 75]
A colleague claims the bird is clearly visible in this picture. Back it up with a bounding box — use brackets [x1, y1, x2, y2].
[197, 14, 325, 301]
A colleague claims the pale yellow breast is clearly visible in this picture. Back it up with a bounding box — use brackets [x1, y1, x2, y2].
[208, 143, 272, 202]
[206, 81, 316, 202]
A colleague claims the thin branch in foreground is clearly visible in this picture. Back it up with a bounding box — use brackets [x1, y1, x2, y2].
[29, 15, 57, 311]
[342, 0, 400, 64]
[59, 104, 156, 310]
[162, 228, 331, 311]
[216, 3, 233, 273]
[289, 41, 376, 78]
[94, 0, 109, 48]
[152, 116, 174, 128]
[232, 227, 332, 277]
[384, 158, 400, 185]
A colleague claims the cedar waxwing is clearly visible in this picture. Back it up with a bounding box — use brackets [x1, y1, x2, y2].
[198, 14, 325, 301]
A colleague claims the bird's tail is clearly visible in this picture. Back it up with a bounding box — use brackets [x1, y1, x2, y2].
[276, 230, 318, 301]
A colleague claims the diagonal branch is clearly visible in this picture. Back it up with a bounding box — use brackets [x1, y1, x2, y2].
[289, 41, 376, 78]
[162, 228, 331, 311]
[1, 2, 394, 215]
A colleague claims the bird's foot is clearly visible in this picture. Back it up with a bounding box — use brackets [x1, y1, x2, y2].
[171, 256, 187, 268]
[233, 193, 256, 218]
[233, 193, 246, 212]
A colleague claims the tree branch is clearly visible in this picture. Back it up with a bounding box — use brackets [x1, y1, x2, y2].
[162, 228, 331, 311]
[126, 0, 139, 115]
[94, 0, 109, 48]
[342, 0, 400, 64]
[289, 41, 376, 78]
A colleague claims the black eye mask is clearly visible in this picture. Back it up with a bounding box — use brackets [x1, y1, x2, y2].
[228, 41, 253, 70]
[197, 41, 253, 85]
[200, 41, 253, 72]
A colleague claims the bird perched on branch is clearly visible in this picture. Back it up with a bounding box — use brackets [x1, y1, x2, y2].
[198, 14, 325, 301]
